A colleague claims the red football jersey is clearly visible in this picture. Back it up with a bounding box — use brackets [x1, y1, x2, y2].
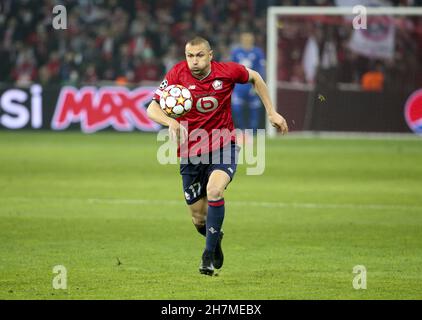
[153, 60, 249, 157]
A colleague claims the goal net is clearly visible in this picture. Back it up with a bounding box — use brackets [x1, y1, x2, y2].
[266, 6, 422, 136]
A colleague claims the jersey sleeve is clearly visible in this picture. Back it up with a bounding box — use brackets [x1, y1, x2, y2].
[227, 62, 249, 84]
[257, 48, 266, 79]
[230, 48, 239, 63]
[153, 67, 178, 102]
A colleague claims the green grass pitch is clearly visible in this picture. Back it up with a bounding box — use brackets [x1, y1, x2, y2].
[0, 131, 421, 299]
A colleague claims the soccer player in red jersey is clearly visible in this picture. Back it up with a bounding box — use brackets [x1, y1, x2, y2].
[147, 37, 288, 276]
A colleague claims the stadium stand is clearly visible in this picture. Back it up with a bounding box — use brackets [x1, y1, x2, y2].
[0, 0, 420, 87]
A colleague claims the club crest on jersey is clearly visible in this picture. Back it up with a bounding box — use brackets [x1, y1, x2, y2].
[212, 80, 223, 90]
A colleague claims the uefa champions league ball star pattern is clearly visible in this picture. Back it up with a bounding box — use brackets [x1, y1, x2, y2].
[160, 84, 193, 118]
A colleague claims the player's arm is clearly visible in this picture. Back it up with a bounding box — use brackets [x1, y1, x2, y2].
[147, 100, 187, 143]
[246, 67, 288, 134]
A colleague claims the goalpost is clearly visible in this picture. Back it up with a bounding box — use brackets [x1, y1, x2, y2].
[266, 6, 422, 137]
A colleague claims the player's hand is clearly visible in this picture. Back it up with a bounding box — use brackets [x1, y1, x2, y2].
[268, 112, 288, 135]
[168, 118, 188, 144]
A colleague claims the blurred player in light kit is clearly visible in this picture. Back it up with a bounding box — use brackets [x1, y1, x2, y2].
[231, 32, 266, 135]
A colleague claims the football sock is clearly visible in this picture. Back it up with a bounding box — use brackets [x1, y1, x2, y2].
[195, 224, 206, 237]
[205, 198, 225, 253]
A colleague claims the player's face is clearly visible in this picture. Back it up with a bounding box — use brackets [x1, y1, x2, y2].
[185, 43, 213, 79]
[240, 33, 254, 49]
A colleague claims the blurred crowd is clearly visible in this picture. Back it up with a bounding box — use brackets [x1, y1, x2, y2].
[277, 14, 422, 92]
[0, 0, 421, 88]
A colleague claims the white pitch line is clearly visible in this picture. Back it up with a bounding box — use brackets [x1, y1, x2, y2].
[281, 131, 422, 141]
[3, 197, 420, 212]
[87, 198, 422, 212]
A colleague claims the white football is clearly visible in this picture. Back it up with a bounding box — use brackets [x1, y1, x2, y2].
[160, 84, 193, 118]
